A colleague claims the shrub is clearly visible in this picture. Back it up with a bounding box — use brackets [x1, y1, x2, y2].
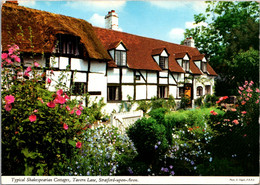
[65, 125, 137, 176]
[136, 100, 151, 114]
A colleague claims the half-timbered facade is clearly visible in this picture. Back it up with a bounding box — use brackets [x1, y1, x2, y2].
[2, 2, 217, 113]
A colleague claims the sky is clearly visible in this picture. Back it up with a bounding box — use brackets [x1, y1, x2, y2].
[17, 0, 208, 44]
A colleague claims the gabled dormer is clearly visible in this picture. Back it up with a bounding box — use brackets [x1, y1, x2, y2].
[108, 41, 127, 66]
[193, 55, 207, 73]
[152, 48, 169, 70]
[175, 52, 190, 72]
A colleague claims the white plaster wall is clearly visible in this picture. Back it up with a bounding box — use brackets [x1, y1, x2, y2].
[122, 68, 134, 83]
[122, 85, 134, 100]
[71, 58, 88, 71]
[46, 70, 71, 91]
[73, 72, 87, 82]
[109, 50, 114, 59]
[169, 74, 176, 85]
[194, 61, 201, 69]
[24, 56, 46, 67]
[160, 50, 168, 57]
[183, 54, 189, 60]
[153, 56, 159, 65]
[90, 61, 106, 74]
[107, 68, 120, 83]
[88, 73, 107, 93]
[169, 86, 177, 98]
[116, 43, 126, 51]
[136, 85, 146, 100]
[147, 72, 157, 83]
[177, 59, 182, 67]
[59, 57, 69, 70]
[147, 85, 157, 99]
[159, 71, 168, 77]
[159, 78, 168, 84]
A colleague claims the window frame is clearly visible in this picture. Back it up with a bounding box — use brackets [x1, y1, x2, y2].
[201, 61, 207, 73]
[158, 86, 169, 98]
[55, 34, 82, 57]
[115, 50, 127, 66]
[183, 60, 189, 72]
[205, 85, 211, 95]
[72, 82, 87, 95]
[159, 56, 168, 69]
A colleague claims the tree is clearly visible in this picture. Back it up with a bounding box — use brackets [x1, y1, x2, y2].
[184, 1, 259, 96]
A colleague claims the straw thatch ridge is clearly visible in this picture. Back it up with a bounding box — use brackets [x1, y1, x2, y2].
[1, 3, 111, 61]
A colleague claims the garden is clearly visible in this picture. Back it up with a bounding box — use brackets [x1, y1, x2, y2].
[1, 44, 259, 176]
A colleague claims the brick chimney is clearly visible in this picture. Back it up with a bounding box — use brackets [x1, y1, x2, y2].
[184, 37, 195, 48]
[5, 0, 18, 5]
[105, 10, 119, 30]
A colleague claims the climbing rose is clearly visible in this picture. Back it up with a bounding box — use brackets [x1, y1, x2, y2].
[29, 114, 37, 122]
[63, 123, 68, 130]
[57, 89, 63, 96]
[14, 56, 20, 63]
[1, 53, 8, 59]
[66, 106, 71, 111]
[256, 100, 259, 104]
[34, 62, 39, 67]
[47, 78, 51, 84]
[76, 141, 82, 149]
[5, 95, 15, 104]
[55, 96, 66, 104]
[76, 109, 81, 116]
[4, 104, 12, 112]
[47, 101, 56, 108]
[26, 66, 32, 72]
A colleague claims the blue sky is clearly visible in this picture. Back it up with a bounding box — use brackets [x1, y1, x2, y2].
[18, 0, 208, 44]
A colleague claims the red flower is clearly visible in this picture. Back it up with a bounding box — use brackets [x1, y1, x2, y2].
[34, 62, 39, 67]
[64, 93, 69, 99]
[63, 123, 68, 130]
[14, 56, 20, 63]
[232, 120, 239, 125]
[5, 104, 12, 112]
[241, 101, 246, 105]
[69, 110, 74, 114]
[210, 110, 214, 113]
[26, 66, 32, 73]
[24, 72, 29, 77]
[5, 95, 15, 104]
[29, 114, 37, 122]
[256, 88, 260, 93]
[47, 78, 51, 84]
[76, 110, 81, 116]
[66, 106, 71, 111]
[78, 105, 83, 111]
[223, 96, 228, 100]
[241, 111, 247, 114]
[212, 112, 218, 116]
[216, 100, 221, 104]
[55, 96, 66, 104]
[76, 141, 82, 149]
[47, 101, 56, 108]
[256, 100, 259, 104]
[188, 128, 193, 131]
[1, 53, 8, 59]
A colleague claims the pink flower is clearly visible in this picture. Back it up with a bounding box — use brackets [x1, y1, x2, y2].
[5, 104, 12, 112]
[246, 88, 253, 93]
[256, 100, 259, 104]
[69, 110, 74, 114]
[219, 97, 224, 101]
[245, 98, 249, 101]
[241, 101, 246, 105]
[238, 86, 244, 91]
[24, 72, 29, 77]
[57, 89, 63, 96]
[5, 95, 15, 104]
[256, 88, 260, 93]
[2, 53, 8, 60]
[47, 78, 51, 84]
[29, 114, 37, 122]
[26, 66, 32, 72]
[231, 108, 237, 112]
[14, 56, 20, 63]
[76, 109, 81, 116]
[76, 141, 82, 149]
[63, 123, 68, 130]
[212, 112, 218, 116]
[241, 111, 247, 114]
[55, 96, 66, 104]
[33, 109, 38, 113]
[64, 93, 69, 99]
[249, 81, 254, 86]
[66, 106, 71, 111]
[47, 101, 56, 108]
[232, 120, 239, 125]
[223, 96, 228, 100]
[34, 62, 39, 67]
[78, 105, 83, 111]
[216, 100, 221, 104]
[238, 90, 242, 94]
[245, 81, 248, 85]
[224, 119, 230, 122]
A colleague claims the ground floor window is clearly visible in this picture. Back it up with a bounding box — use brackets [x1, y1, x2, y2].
[108, 86, 121, 101]
[179, 87, 184, 97]
[72, 82, 87, 95]
[197, 86, 203, 96]
[205, 85, 211, 95]
[159, 86, 168, 98]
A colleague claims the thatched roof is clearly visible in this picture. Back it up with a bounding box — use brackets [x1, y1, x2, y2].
[1, 2, 111, 61]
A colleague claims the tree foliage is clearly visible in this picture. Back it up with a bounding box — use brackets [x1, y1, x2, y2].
[184, 1, 259, 95]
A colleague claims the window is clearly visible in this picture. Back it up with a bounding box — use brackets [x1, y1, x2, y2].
[159, 86, 168, 98]
[115, 50, 126, 66]
[179, 87, 184, 97]
[159, 57, 168, 69]
[55, 34, 82, 56]
[135, 75, 141, 80]
[205, 85, 211, 95]
[201, 62, 207, 73]
[197, 86, 203, 96]
[108, 86, 121, 101]
[183, 60, 189, 72]
[72, 82, 86, 95]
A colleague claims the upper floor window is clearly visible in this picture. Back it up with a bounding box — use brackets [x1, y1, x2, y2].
[115, 50, 126, 66]
[159, 57, 168, 69]
[182, 60, 189, 72]
[201, 61, 207, 73]
[55, 34, 82, 56]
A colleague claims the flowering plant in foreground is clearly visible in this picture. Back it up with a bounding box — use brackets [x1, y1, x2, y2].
[1, 44, 93, 175]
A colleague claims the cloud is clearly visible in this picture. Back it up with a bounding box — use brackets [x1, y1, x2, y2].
[150, 1, 207, 13]
[65, 0, 126, 12]
[168, 28, 185, 44]
[19, 0, 36, 7]
[89, 13, 105, 27]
